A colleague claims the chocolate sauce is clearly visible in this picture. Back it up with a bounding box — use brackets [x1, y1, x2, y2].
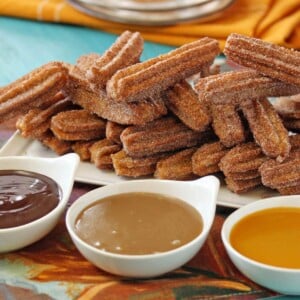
[0, 170, 61, 228]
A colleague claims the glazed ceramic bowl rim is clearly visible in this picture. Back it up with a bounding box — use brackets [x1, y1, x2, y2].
[0, 154, 79, 232]
[66, 176, 219, 259]
[222, 195, 300, 273]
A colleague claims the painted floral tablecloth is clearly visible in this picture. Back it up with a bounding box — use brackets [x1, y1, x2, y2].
[0, 128, 276, 300]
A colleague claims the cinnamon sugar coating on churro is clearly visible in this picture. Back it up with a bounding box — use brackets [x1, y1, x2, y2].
[76, 53, 102, 72]
[192, 141, 229, 176]
[164, 81, 211, 132]
[51, 109, 106, 141]
[210, 103, 247, 147]
[155, 148, 197, 180]
[259, 156, 300, 192]
[277, 185, 300, 195]
[120, 116, 215, 158]
[240, 98, 291, 162]
[37, 130, 72, 155]
[87, 31, 143, 89]
[111, 150, 167, 178]
[225, 176, 262, 194]
[0, 62, 68, 121]
[219, 142, 267, 179]
[16, 97, 74, 138]
[195, 70, 300, 106]
[64, 64, 167, 125]
[90, 139, 122, 170]
[72, 140, 96, 161]
[259, 135, 300, 194]
[107, 37, 220, 102]
[224, 33, 300, 86]
[105, 121, 125, 145]
[219, 142, 267, 193]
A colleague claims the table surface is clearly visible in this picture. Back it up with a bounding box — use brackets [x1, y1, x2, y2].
[0, 16, 293, 300]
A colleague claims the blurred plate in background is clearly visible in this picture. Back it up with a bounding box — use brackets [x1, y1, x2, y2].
[67, 0, 235, 25]
[75, 0, 214, 11]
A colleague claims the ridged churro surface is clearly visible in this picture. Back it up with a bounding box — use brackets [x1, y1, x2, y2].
[224, 33, 300, 86]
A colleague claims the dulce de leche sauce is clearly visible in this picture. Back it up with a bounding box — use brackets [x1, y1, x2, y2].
[0, 170, 61, 228]
[75, 192, 203, 255]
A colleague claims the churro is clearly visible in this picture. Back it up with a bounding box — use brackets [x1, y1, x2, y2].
[195, 69, 300, 106]
[154, 148, 197, 180]
[224, 33, 300, 86]
[105, 121, 125, 145]
[219, 142, 267, 179]
[164, 80, 211, 131]
[192, 141, 229, 176]
[277, 185, 300, 195]
[225, 176, 262, 194]
[107, 37, 220, 102]
[51, 109, 106, 141]
[87, 31, 143, 89]
[64, 64, 167, 125]
[219, 142, 266, 193]
[76, 53, 102, 72]
[37, 130, 72, 155]
[16, 97, 74, 138]
[259, 157, 300, 191]
[72, 140, 96, 161]
[120, 116, 215, 158]
[0, 62, 68, 121]
[111, 150, 167, 177]
[210, 103, 247, 147]
[90, 139, 122, 169]
[240, 98, 290, 162]
[259, 134, 300, 193]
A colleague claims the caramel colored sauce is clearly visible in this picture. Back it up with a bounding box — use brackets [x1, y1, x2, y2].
[230, 207, 300, 268]
[75, 192, 203, 255]
[0, 170, 61, 228]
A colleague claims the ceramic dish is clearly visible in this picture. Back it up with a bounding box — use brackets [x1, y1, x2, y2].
[66, 176, 219, 278]
[67, 0, 235, 25]
[76, 0, 214, 11]
[222, 195, 300, 295]
[0, 153, 79, 253]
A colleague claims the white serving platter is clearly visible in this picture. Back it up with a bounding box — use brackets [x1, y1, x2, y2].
[0, 131, 278, 208]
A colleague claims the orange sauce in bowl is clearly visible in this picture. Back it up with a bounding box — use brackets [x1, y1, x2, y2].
[230, 207, 300, 268]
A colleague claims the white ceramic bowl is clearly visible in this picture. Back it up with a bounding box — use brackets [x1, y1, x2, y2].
[66, 175, 220, 278]
[0, 153, 79, 253]
[222, 195, 300, 295]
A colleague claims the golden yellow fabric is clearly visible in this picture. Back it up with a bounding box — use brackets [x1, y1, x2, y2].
[0, 0, 299, 49]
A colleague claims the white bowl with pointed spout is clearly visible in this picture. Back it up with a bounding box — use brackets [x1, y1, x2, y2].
[0, 153, 79, 252]
[221, 195, 300, 295]
[66, 175, 220, 278]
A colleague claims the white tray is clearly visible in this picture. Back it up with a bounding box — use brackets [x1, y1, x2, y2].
[0, 131, 278, 208]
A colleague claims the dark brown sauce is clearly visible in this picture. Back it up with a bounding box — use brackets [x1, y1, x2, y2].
[0, 170, 61, 228]
[75, 192, 203, 255]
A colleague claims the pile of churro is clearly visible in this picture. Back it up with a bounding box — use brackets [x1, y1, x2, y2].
[1, 31, 300, 195]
